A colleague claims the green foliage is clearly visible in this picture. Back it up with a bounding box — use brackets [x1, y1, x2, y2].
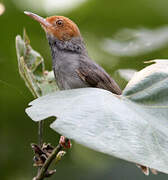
[3, 0, 168, 179]
[16, 31, 58, 98]
[26, 60, 168, 174]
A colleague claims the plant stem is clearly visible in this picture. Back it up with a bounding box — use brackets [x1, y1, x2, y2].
[33, 144, 62, 180]
[38, 121, 43, 147]
[38, 120, 43, 173]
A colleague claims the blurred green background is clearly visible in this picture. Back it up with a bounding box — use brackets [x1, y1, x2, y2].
[1, 0, 168, 179]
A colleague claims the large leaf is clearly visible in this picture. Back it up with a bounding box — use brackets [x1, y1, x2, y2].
[26, 60, 168, 174]
[102, 27, 168, 56]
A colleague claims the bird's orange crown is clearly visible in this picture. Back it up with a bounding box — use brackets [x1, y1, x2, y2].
[45, 16, 80, 41]
[24, 11, 81, 41]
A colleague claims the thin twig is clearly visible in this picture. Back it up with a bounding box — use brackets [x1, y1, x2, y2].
[38, 120, 43, 173]
[33, 144, 62, 180]
[38, 121, 43, 147]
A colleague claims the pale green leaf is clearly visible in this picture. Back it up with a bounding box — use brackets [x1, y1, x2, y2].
[15, 31, 58, 97]
[26, 60, 168, 174]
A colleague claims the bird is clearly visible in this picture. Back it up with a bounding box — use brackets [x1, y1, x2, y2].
[24, 11, 122, 95]
[24, 12, 157, 176]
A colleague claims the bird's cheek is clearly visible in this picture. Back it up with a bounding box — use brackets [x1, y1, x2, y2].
[62, 33, 72, 41]
[51, 29, 70, 41]
[61, 29, 74, 41]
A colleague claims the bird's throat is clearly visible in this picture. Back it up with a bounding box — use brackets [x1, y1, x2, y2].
[47, 33, 86, 55]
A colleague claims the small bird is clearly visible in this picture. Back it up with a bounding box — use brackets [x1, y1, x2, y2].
[24, 12, 157, 176]
[24, 11, 122, 95]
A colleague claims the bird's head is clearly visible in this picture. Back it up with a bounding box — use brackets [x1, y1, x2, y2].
[24, 11, 81, 41]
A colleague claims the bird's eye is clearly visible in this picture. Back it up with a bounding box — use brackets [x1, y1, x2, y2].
[56, 20, 63, 26]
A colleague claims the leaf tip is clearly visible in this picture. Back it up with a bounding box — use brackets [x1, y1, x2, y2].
[144, 60, 155, 64]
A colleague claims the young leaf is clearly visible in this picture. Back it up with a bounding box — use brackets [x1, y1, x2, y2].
[16, 31, 58, 97]
[26, 60, 168, 174]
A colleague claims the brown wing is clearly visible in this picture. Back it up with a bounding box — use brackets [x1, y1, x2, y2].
[76, 59, 122, 95]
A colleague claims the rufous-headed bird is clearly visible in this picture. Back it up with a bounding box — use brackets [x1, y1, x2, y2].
[24, 11, 122, 95]
[24, 12, 154, 176]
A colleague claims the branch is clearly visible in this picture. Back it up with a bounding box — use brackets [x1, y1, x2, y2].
[33, 144, 61, 180]
[33, 137, 71, 180]
[38, 121, 43, 147]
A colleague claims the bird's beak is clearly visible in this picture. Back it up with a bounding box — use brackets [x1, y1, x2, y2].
[24, 11, 52, 28]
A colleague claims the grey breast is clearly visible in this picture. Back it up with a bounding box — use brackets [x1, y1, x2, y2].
[53, 51, 88, 90]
